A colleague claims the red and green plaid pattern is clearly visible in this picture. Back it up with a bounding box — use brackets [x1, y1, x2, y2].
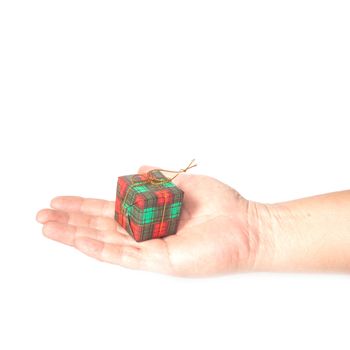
[114, 170, 184, 242]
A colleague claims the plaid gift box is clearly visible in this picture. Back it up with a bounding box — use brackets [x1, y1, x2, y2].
[114, 170, 184, 242]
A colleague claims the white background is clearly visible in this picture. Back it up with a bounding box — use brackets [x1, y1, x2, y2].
[0, 1, 349, 349]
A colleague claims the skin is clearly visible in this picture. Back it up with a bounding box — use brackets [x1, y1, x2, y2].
[255, 191, 350, 273]
[36, 165, 350, 277]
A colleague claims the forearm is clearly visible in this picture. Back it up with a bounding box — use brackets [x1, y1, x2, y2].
[252, 190, 350, 272]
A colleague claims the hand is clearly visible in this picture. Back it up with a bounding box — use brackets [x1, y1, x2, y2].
[36, 166, 265, 277]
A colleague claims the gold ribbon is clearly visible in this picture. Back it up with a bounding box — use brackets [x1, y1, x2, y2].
[122, 159, 197, 237]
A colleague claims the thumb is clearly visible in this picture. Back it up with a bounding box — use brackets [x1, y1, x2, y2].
[137, 165, 159, 174]
[137, 164, 186, 187]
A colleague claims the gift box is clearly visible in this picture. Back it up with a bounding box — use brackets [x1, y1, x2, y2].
[114, 170, 184, 242]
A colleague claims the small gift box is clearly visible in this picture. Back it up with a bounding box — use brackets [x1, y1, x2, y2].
[114, 169, 185, 242]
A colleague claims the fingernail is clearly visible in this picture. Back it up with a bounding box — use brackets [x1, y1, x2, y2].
[42, 222, 57, 238]
[36, 210, 45, 223]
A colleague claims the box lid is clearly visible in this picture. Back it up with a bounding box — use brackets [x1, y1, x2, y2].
[117, 170, 184, 210]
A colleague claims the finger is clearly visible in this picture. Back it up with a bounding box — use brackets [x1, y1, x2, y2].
[37, 208, 129, 236]
[75, 237, 173, 274]
[50, 196, 115, 218]
[37, 208, 68, 224]
[42, 221, 135, 246]
[74, 237, 143, 270]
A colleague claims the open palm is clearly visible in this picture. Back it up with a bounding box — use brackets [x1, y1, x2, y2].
[36, 166, 259, 277]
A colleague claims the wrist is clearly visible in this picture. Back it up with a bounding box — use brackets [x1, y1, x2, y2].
[247, 201, 278, 272]
[248, 191, 350, 273]
[249, 198, 349, 273]
[247, 200, 308, 272]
